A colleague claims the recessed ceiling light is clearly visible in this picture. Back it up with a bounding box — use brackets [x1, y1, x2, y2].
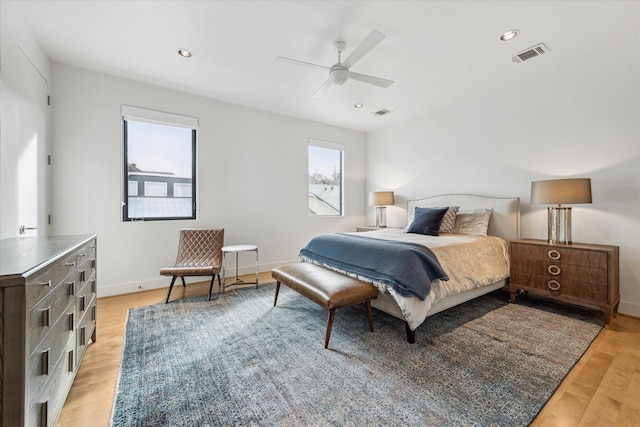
[178, 49, 193, 58]
[354, 103, 364, 108]
[500, 30, 519, 41]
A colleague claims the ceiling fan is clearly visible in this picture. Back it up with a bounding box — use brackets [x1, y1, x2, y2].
[277, 29, 394, 98]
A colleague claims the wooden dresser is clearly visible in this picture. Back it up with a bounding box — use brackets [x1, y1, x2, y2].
[509, 238, 619, 323]
[0, 235, 97, 427]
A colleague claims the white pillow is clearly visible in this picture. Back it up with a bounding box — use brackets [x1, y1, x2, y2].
[453, 208, 493, 236]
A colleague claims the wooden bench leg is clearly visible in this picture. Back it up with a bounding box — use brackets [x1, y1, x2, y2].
[365, 301, 374, 332]
[325, 308, 336, 349]
[273, 281, 281, 307]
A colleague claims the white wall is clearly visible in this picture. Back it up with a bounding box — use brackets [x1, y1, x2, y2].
[0, 3, 51, 239]
[366, 39, 640, 317]
[51, 64, 366, 296]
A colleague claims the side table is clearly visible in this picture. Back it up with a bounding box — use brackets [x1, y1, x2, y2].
[510, 238, 619, 324]
[221, 244, 259, 292]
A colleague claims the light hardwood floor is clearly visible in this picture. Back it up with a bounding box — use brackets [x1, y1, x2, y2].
[56, 274, 640, 427]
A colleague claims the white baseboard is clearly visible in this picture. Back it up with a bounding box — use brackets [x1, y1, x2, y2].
[97, 259, 298, 298]
[619, 300, 640, 319]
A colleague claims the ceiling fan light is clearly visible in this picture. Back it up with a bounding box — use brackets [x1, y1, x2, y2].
[330, 68, 349, 85]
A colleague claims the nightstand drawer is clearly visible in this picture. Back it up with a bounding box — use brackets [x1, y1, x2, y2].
[511, 271, 608, 302]
[511, 258, 608, 285]
[511, 244, 608, 269]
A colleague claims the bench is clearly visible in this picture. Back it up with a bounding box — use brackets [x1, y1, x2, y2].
[271, 263, 379, 349]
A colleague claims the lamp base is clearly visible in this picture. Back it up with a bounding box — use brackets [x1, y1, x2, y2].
[375, 206, 387, 228]
[548, 206, 572, 244]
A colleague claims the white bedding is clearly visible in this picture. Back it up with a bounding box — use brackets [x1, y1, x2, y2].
[324, 228, 510, 330]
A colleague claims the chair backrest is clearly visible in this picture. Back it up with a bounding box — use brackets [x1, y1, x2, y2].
[175, 228, 224, 268]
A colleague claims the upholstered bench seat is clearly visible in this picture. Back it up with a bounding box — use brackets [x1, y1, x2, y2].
[271, 263, 379, 348]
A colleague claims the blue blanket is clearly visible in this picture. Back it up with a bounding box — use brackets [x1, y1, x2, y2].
[299, 233, 449, 300]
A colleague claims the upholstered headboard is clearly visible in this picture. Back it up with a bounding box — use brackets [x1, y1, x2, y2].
[407, 194, 520, 242]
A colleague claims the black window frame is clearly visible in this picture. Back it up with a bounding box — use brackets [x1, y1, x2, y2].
[122, 114, 197, 222]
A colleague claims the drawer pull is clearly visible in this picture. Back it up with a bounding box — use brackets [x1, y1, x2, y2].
[79, 295, 86, 312]
[42, 306, 51, 327]
[39, 280, 52, 287]
[79, 269, 86, 282]
[78, 252, 87, 258]
[80, 326, 86, 346]
[548, 265, 561, 275]
[92, 305, 97, 321]
[68, 349, 75, 372]
[41, 349, 50, 375]
[548, 280, 561, 291]
[69, 312, 75, 331]
[91, 280, 97, 294]
[65, 261, 76, 267]
[40, 401, 48, 427]
[69, 281, 76, 296]
[548, 249, 561, 260]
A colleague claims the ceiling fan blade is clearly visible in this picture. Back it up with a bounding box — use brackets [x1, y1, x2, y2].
[348, 71, 394, 88]
[341, 29, 385, 69]
[311, 79, 333, 98]
[277, 56, 330, 72]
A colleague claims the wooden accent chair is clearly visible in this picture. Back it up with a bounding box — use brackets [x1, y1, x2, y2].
[160, 228, 225, 303]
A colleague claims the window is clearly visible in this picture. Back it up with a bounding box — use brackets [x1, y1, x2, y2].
[122, 105, 197, 221]
[308, 139, 343, 216]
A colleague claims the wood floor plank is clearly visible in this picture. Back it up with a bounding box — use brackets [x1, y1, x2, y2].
[56, 275, 640, 427]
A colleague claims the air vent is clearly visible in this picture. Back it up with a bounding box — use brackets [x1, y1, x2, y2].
[373, 109, 392, 116]
[512, 43, 550, 63]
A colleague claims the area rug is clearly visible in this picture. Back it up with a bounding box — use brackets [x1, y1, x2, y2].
[111, 282, 604, 426]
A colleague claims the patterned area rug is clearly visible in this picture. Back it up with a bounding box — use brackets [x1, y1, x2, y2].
[111, 283, 604, 426]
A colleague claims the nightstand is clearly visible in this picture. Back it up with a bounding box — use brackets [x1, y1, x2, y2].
[509, 239, 619, 324]
[356, 226, 381, 232]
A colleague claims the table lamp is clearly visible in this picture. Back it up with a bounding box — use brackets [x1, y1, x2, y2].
[531, 178, 592, 244]
[368, 191, 394, 228]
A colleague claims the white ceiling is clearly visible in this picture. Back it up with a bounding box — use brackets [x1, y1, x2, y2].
[5, 1, 640, 132]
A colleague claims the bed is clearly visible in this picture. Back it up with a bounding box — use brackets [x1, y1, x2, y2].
[301, 194, 520, 343]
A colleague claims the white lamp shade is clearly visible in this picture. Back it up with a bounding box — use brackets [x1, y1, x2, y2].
[368, 191, 394, 206]
[531, 178, 592, 205]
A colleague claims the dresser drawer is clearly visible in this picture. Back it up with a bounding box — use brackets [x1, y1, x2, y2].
[77, 259, 95, 287]
[76, 244, 96, 268]
[28, 335, 76, 427]
[27, 276, 77, 354]
[26, 252, 77, 308]
[27, 305, 75, 398]
[76, 297, 97, 364]
[76, 271, 96, 319]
